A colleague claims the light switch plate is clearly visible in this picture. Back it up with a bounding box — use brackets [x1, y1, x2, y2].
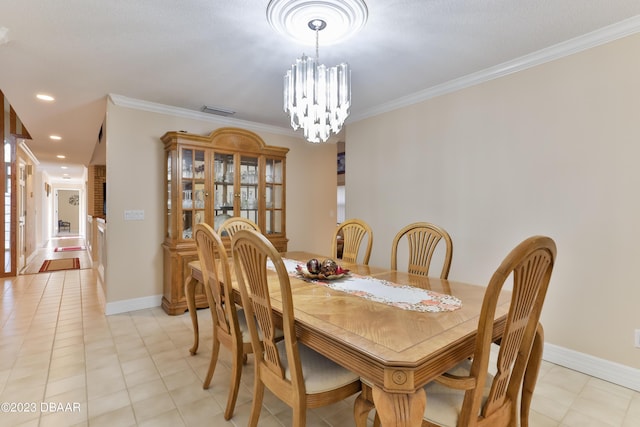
[635, 329, 640, 348]
[124, 210, 144, 221]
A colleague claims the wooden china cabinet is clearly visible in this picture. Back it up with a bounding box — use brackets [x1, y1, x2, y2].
[161, 127, 289, 315]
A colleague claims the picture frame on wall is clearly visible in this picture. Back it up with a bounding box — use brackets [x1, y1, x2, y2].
[337, 152, 345, 174]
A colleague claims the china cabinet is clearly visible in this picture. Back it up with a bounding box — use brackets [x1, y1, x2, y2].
[161, 127, 289, 315]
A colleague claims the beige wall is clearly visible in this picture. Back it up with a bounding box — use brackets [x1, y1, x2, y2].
[104, 101, 337, 303]
[347, 33, 640, 369]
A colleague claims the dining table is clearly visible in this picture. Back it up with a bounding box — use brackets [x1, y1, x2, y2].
[185, 251, 511, 427]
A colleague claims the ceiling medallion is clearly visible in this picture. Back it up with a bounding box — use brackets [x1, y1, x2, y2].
[268, 0, 368, 143]
[267, 0, 368, 46]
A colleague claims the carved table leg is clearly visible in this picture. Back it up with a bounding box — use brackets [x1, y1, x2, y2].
[185, 274, 200, 355]
[372, 386, 426, 427]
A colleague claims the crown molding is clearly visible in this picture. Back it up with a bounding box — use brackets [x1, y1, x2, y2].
[18, 139, 39, 165]
[108, 94, 298, 138]
[350, 15, 640, 123]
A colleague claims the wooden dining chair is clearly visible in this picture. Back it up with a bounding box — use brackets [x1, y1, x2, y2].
[191, 223, 254, 420]
[331, 218, 373, 265]
[355, 235, 556, 427]
[231, 229, 362, 427]
[391, 222, 453, 279]
[218, 216, 260, 238]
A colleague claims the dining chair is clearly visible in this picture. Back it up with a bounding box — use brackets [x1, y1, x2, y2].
[191, 223, 254, 420]
[331, 218, 373, 265]
[390, 222, 453, 279]
[355, 235, 556, 427]
[218, 216, 261, 238]
[231, 229, 362, 427]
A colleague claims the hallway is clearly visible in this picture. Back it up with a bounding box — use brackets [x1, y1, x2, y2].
[21, 236, 93, 275]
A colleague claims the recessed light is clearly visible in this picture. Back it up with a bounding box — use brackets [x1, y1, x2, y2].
[61, 166, 68, 169]
[56, 155, 66, 159]
[49, 135, 62, 140]
[36, 94, 55, 102]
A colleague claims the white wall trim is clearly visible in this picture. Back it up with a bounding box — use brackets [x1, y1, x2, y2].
[350, 15, 640, 123]
[18, 139, 40, 165]
[108, 93, 297, 138]
[101, 296, 640, 391]
[544, 343, 640, 392]
[104, 295, 163, 316]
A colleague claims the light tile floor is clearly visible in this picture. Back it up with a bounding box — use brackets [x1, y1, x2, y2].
[1, 241, 639, 426]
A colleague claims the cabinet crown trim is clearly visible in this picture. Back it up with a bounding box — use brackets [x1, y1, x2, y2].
[161, 127, 290, 156]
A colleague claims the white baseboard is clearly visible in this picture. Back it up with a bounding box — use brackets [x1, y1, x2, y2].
[98, 297, 640, 392]
[104, 295, 163, 315]
[544, 343, 640, 392]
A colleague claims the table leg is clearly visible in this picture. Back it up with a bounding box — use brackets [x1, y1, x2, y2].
[372, 385, 426, 427]
[185, 274, 200, 355]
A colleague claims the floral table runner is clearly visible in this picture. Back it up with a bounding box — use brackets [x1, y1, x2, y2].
[268, 258, 462, 313]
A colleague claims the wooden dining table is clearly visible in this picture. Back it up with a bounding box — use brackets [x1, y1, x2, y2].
[185, 251, 511, 427]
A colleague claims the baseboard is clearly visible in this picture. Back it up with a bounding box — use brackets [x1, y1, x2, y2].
[544, 343, 640, 392]
[104, 295, 163, 315]
[99, 297, 640, 392]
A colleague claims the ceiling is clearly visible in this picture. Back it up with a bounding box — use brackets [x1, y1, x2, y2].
[1, 1, 639, 183]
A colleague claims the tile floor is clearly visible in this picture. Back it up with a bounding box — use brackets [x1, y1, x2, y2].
[1, 240, 639, 426]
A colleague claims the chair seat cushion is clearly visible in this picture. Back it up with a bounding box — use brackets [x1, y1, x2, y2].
[277, 340, 359, 394]
[236, 307, 284, 343]
[422, 357, 495, 427]
[236, 308, 253, 344]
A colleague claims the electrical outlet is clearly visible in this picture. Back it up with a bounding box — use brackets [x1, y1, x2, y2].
[635, 329, 640, 348]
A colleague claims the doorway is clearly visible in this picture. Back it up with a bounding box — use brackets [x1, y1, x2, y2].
[56, 189, 80, 235]
[17, 161, 27, 271]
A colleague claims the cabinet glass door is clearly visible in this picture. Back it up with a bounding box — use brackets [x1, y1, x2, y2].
[265, 158, 284, 234]
[239, 155, 259, 224]
[181, 148, 206, 239]
[213, 152, 235, 228]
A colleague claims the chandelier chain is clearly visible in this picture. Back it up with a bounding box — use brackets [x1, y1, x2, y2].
[315, 25, 319, 61]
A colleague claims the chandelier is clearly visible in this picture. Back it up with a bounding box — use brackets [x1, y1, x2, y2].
[284, 20, 350, 143]
[267, 0, 368, 143]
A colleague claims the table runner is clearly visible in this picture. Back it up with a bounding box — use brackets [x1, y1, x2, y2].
[268, 258, 462, 313]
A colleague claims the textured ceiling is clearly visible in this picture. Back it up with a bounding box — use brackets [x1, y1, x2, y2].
[1, 1, 639, 181]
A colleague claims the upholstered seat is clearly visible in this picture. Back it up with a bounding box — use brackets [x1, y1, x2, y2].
[422, 325, 545, 427]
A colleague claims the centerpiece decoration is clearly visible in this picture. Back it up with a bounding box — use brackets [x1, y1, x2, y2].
[296, 258, 349, 280]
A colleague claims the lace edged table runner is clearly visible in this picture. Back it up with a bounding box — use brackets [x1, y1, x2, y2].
[269, 258, 462, 313]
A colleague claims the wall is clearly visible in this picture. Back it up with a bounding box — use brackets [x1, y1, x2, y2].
[347, 33, 640, 371]
[104, 99, 337, 305]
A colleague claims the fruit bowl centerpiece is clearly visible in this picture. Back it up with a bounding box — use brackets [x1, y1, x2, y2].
[296, 258, 350, 280]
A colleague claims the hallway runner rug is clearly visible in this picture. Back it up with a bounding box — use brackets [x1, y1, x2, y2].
[39, 258, 80, 273]
[54, 246, 85, 252]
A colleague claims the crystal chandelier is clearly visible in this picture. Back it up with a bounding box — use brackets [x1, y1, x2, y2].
[267, 0, 367, 143]
[284, 19, 351, 143]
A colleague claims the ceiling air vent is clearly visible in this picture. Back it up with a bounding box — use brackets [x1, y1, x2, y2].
[201, 105, 235, 116]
